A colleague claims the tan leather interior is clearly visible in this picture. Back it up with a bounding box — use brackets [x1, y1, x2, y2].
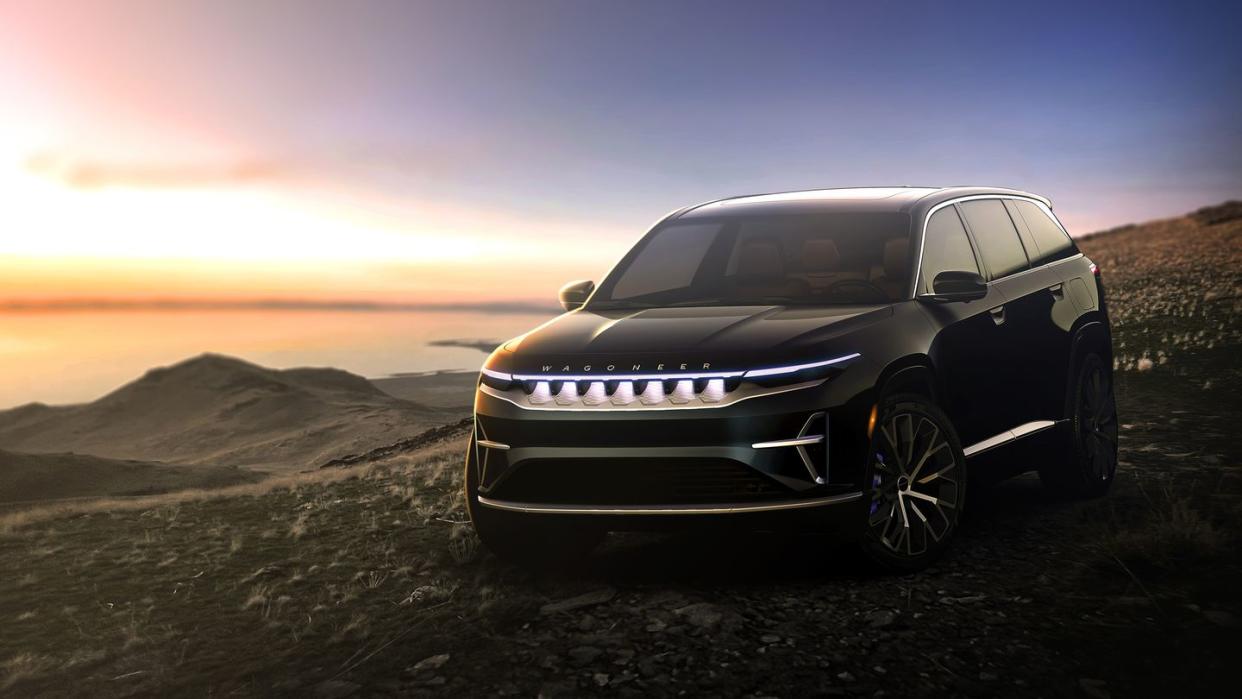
[871, 237, 909, 298]
[732, 239, 810, 298]
[801, 239, 841, 272]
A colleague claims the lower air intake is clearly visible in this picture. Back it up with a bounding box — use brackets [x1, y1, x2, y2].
[489, 458, 790, 506]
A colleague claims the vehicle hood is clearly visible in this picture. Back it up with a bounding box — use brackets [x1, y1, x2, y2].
[501, 304, 892, 375]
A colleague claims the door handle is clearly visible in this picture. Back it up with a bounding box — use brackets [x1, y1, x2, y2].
[989, 305, 1006, 325]
[1048, 283, 1064, 300]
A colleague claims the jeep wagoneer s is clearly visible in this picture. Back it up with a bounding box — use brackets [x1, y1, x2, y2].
[466, 187, 1116, 571]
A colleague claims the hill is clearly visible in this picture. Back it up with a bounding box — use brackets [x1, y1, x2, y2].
[0, 449, 262, 506]
[369, 370, 478, 409]
[0, 354, 455, 471]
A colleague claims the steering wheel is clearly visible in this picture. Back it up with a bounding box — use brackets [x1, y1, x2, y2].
[825, 278, 890, 302]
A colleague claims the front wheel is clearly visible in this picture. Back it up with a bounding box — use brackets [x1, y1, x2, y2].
[1040, 352, 1118, 498]
[464, 435, 604, 567]
[859, 394, 967, 573]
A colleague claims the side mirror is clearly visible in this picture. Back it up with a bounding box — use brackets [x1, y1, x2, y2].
[921, 270, 988, 303]
[558, 279, 595, 311]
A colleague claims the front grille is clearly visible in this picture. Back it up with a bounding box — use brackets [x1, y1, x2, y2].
[488, 458, 790, 505]
[518, 378, 741, 407]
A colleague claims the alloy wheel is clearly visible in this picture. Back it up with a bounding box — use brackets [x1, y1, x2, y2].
[1079, 360, 1118, 483]
[868, 412, 962, 557]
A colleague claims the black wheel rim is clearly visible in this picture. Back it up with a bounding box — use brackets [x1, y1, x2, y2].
[1079, 363, 1118, 482]
[868, 412, 961, 557]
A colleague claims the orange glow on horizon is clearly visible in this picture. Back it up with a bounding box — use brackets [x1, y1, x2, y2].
[0, 128, 629, 305]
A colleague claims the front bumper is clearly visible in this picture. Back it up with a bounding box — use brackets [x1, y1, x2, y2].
[472, 377, 873, 529]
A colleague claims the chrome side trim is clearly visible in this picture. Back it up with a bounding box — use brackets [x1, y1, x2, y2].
[476, 491, 863, 515]
[963, 420, 1057, 458]
[752, 436, 823, 448]
[910, 194, 1077, 298]
[477, 439, 510, 450]
[479, 378, 824, 411]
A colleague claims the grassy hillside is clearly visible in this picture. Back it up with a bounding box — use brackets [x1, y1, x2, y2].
[0, 354, 453, 472]
[0, 204, 1238, 697]
[0, 450, 261, 506]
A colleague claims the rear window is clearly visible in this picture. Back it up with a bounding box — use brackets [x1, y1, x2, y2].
[959, 199, 1028, 279]
[1010, 200, 1075, 264]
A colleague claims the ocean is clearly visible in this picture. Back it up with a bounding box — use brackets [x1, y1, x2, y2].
[0, 309, 553, 408]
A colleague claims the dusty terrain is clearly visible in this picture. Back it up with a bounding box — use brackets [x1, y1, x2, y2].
[0, 354, 452, 476]
[0, 450, 261, 507]
[0, 204, 1238, 697]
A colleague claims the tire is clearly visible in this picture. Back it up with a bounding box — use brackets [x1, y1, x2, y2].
[1039, 352, 1118, 498]
[859, 393, 967, 573]
[464, 435, 604, 567]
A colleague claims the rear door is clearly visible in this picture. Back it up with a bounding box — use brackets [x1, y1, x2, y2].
[916, 204, 1009, 447]
[1007, 199, 1083, 415]
[958, 198, 1062, 430]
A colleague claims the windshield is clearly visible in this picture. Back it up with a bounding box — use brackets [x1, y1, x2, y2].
[590, 212, 913, 308]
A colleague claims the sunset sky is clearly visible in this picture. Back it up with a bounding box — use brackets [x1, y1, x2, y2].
[2, 0, 1240, 306]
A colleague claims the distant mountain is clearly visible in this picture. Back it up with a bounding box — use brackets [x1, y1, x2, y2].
[0, 449, 262, 505]
[0, 354, 453, 471]
[370, 370, 478, 409]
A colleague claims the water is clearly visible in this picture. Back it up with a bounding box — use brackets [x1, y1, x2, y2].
[0, 309, 553, 408]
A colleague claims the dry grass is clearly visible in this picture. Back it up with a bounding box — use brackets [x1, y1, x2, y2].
[0, 436, 511, 696]
[1094, 487, 1231, 572]
[0, 440, 462, 536]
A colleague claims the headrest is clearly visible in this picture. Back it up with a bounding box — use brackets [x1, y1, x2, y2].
[736, 240, 785, 282]
[883, 238, 908, 278]
[801, 239, 841, 273]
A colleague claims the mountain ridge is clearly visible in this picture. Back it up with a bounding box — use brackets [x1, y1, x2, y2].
[0, 353, 454, 471]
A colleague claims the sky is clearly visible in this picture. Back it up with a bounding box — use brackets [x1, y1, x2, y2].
[1, 0, 1240, 306]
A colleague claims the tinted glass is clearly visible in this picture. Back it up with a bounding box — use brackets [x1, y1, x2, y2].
[920, 207, 979, 294]
[1012, 200, 1074, 263]
[610, 222, 717, 299]
[593, 212, 912, 307]
[959, 199, 1028, 278]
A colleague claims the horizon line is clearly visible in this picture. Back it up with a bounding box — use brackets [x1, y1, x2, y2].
[0, 296, 561, 315]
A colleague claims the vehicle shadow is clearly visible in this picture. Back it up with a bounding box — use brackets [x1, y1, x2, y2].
[566, 472, 1077, 587]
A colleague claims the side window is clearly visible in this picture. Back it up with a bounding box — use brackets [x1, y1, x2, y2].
[1011, 200, 1075, 263]
[920, 207, 979, 293]
[959, 199, 1028, 279]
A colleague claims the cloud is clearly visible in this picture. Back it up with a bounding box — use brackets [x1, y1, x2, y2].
[24, 152, 289, 189]
[23, 146, 475, 190]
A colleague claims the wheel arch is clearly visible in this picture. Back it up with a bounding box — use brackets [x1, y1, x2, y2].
[875, 355, 938, 404]
[1063, 317, 1113, 419]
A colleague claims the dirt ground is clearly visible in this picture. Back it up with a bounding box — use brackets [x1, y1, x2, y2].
[0, 210, 1238, 697]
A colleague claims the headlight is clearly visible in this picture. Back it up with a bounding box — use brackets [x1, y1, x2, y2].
[742, 353, 861, 387]
[479, 367, 514, 390]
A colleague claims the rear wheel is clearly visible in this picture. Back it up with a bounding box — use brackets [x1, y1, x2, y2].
[1040, 352, 1118, 498]
[464, 435, 604, 567]
[860, 394, 966, 572]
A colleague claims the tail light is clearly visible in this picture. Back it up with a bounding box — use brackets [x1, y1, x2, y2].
[1089, 262, 1100, 277]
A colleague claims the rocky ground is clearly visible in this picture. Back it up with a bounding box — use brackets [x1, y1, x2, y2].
[0, 206, 1238, 697]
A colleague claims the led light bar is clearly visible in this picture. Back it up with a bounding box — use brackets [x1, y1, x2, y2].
[510, 369, 744, 382]
[742, 353, 861, 379]
[481, 367, 513, 381]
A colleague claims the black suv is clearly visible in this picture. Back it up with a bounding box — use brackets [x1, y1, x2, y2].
[466, 187, 1116, 570]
